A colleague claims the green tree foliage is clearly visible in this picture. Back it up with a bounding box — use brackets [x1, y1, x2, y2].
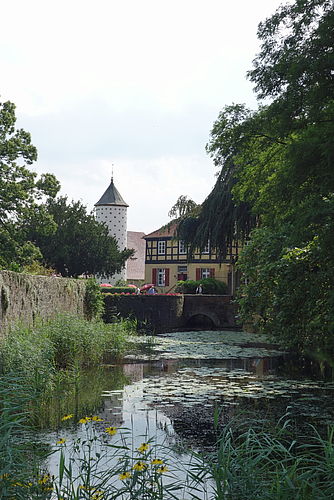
[27, 196, 133, 277]
[168, 195, 200, 219]
[178, 105, 257, 256]
[180, 0, 334, 356]
[0, 100, 60, 270]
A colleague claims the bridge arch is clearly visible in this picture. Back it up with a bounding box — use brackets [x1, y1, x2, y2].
[185, 311, 221, 328]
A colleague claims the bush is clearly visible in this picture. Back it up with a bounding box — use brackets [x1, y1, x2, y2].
[175, 278, 228, 295]
[101, 286, 136, 294]
[84, 278, 105, 319]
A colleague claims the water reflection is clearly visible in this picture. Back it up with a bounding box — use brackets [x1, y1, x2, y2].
[43, 330, 334, 477]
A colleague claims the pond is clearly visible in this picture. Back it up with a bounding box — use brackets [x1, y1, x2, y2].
[43, 329, 334, 477]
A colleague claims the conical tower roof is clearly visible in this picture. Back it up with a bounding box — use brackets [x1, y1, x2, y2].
[94, 178, 128, 207]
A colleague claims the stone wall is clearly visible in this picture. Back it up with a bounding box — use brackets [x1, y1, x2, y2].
[0, 271, 87, 337]
[103, 294, 185, 332]
[103, 294, 236, 332]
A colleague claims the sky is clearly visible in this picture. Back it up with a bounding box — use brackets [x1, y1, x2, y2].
[1, 0, 283, 234]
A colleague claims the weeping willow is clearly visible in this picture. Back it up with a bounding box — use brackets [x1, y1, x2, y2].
[178, 104, 258, 259]
[178, 171, 255, 259]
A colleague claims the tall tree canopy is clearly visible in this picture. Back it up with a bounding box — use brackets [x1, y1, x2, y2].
[168, 195, 199, 220]
[0, 100, 60, 269]
[179, 0, 334, 356]
[26, 197, 133, 278]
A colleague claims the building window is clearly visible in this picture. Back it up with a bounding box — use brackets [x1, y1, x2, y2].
[178, 240, 187, 255]
[202, 241, 210, 254]
[158, 268, 165, 286]
[178, 265, 187, 273]
[201, 268, 211, 279]
[177, 265, 187, 281]
[158, 240, 166, 255]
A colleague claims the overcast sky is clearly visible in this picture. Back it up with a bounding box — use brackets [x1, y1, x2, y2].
[1, 0, 283, 234]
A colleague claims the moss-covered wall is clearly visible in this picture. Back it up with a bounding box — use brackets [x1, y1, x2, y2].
[0, 271, 87, 337]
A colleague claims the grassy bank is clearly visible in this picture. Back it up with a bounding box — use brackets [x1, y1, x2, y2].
[0, 314, 135, 427]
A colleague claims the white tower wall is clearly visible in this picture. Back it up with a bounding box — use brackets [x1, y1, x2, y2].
[94, 178, 129, 285]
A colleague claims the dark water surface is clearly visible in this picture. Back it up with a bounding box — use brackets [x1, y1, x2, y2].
[43, 329, 334, 467]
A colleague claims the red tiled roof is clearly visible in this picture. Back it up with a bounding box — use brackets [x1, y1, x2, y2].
[127, 231, 146, 280]
[144, 221, 178, 239]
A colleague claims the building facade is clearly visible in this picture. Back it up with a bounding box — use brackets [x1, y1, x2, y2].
[126, 231, 146, 285]
[144, 222, 239, 294]
[94, 177, 128, 284]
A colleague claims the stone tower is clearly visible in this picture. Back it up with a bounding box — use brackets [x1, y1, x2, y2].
[94, 177, 129, 284]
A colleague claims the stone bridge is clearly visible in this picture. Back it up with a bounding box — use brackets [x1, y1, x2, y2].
[103, 294, 237, 333]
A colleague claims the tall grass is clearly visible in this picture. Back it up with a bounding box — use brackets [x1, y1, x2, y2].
[0, 313, 135, 376]
[0, 314, 135, 429]
[0, 373, 53, 499]
[188, 416, 334, 499]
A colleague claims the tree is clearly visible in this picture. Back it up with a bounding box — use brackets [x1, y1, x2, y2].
[178, 104, 258, 256]
[0, 100, 60, 270]
[27, 197, 134, 278]
[168, 195, 200, 219]
[179, 0, 334, 356]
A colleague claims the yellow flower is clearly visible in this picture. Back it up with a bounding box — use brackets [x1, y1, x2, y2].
[119, 471, 131, 480]
[137, 442, 150, 453]
[61, 414, 73, 421]
[56, 438, 66, 445]
[157, 466, 169, 474]
[105, 426, 117, 436]
[92, 490, 104, 500]
[132, 461, 147, 471]
[151, 459, 164, 465]
[92, 415, 103, 422]
[38, 474, 51, 485]
[79, 417, 89, 424]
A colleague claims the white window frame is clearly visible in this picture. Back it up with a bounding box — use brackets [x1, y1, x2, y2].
[202, 241, 210, 254]
[201, 268, 211, 279]
[157, 268, 166, 286]
[178, 240, 187, 255]
[157, 240, 166, 255]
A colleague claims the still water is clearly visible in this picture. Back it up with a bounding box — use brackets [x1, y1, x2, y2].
[43, 329, 334, 479]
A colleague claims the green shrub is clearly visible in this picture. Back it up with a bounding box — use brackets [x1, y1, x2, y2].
[84, 278, 105, 319]
[100, 286, 136, 294]
[175, 278, 228, 295]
